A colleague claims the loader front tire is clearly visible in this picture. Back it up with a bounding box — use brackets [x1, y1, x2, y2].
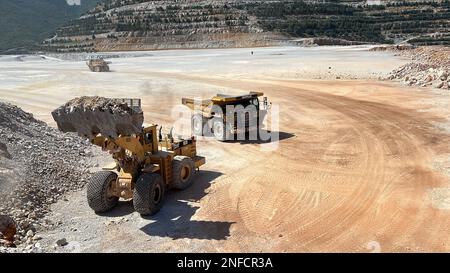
[133, 173, 165, 216]
[172, 156, 195, 190]
[87, 171, 119, 213]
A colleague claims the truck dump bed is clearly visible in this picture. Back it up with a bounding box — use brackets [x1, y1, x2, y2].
[182, 92, 264, 111]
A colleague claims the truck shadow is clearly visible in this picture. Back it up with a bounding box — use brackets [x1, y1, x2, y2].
[229, 131, 295, 144]
[140, 170, 234, 240]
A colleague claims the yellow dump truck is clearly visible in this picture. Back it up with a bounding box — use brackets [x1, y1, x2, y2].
[87, 58, 110, 72]
[182, 92, 271, 141]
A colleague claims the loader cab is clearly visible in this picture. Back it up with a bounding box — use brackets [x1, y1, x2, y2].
[143, 125, 159, 154]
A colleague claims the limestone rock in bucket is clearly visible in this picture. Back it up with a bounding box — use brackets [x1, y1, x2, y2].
[52, 96, 144, 138]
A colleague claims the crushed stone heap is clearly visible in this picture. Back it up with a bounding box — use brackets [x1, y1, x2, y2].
[388, 46, 450, 89]
[0, 101, 94, 249]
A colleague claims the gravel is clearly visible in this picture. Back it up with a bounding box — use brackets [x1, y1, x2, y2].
[0, 101, 96, 252]
[387, 46, 450, 90]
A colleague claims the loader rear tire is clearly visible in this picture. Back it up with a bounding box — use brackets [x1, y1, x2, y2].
[172, 156, 195, 190]
[87, 171, 119, 213]
[133, 173, 165, 216]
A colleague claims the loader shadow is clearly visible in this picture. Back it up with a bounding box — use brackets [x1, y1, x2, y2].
[140, 170, 235, 240]
[229, 131, 295, 144]
[98, 200, 135, 217]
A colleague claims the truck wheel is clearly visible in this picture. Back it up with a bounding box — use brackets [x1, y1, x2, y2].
[133, 173, 165, 216]
[192, 114, 204, 136]
[212, 118, 231, 141]
[172, 156, 195, 190]
[87, 171, 119, 213]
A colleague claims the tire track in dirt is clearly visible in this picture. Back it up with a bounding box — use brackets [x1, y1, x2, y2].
[152, 73, 450, 252]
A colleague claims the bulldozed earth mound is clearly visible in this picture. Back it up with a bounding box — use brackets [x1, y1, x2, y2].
[52, 96, 144, 138]
[0, 101, 94, 252]
[388, 46, 450, 89]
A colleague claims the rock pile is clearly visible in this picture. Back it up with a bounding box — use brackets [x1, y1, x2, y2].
[0, 102, 94, 252]
[388, 46, 450, 89]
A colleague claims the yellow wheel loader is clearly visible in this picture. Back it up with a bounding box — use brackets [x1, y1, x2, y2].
[52, 97, 205, 215]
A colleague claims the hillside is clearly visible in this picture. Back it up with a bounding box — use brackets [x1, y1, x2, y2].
[0, 0, 99, 53]
[42, 0, 450, 52]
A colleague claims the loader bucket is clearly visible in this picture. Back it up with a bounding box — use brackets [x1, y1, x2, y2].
[52, 96, 144, 139]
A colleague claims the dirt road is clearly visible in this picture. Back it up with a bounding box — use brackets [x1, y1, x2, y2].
[1, 47, 449, 252]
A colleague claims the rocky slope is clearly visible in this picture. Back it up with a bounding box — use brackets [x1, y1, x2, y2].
[0, 102, 99, 252]
[43, 0, 450, 52]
